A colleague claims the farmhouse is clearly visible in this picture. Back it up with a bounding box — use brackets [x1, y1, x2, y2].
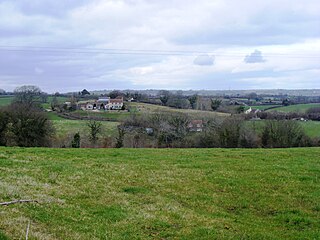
[97, 97, 110, 110]
[109, 97, 124, 110]
[78, 97, 123, 111]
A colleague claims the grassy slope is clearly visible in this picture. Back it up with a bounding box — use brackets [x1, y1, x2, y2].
[0, 148, 319, 239]
[267, 103, 320, 113]
[128, 102, 229, 118]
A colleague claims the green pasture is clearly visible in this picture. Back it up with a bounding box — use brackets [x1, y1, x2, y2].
[267, 103, 320, 113]
[0, 147, 319, 239]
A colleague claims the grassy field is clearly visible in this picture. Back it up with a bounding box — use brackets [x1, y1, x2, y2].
[0, 96, 68, 109]
[41, 96, 68, 110]
[52, 120, 119, 138]
[72, 110, 133, 121]
[0, 96, 13, 107]
[301, 121, 320, 138]
[127, 102, 229, 118]
[267, 103, 320, 113]
[247, 105, 279, 110]
[0, 147, 320, 239]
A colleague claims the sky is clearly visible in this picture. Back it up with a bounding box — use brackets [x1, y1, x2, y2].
[0, 0, 319, 93]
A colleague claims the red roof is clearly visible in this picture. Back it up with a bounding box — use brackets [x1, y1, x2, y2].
[110, 98, 123, 103]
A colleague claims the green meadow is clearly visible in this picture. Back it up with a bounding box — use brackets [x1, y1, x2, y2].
[267, 103, 320, 113]
[0, 147, 319, 239]
[52, 120, 119, 138]
[0, 97, 13, 107]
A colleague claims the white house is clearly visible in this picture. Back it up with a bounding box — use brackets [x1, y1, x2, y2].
[108, 98, 124, 110]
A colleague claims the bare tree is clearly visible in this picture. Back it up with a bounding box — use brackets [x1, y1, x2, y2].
[14, 85, 42, 107]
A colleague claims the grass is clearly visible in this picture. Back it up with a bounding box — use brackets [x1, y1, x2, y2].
[0, 96, 13, 107]
[127, 102, 229, 118]
[0, 96, 68, 109]
[0, 147, 320, 239]
[52, 120, 119, 138]
[247, 105, 279, 110]
[41, 96, 68, 109]
[267, 103, 320, 113]
[72, 110, 133, 121]
[46, 112, 65, 120]
[301, 121, 320, 138]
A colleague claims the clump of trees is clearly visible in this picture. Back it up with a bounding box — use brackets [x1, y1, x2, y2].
[0, 86, 54, 147]
[0, 103, 54, 147]
[261, 120, 311, 148]
[14, 85, 45, 107]
[118, 112, 316, 148]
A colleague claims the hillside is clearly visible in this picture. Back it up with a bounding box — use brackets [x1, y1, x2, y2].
[0, 147, 319, 239]
[127, 102, 229, 118]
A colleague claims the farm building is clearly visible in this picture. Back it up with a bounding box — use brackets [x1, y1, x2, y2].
[78, 97, 123, 111]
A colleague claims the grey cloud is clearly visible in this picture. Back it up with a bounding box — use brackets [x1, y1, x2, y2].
[244, 50, 265, 63]
[193, 54, 214, 66]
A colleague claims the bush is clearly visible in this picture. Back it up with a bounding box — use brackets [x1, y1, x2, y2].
[218, 117, 242, 148]
[261, 120, 310, 148]
[0, 109, 9, 145]
[71, 132, 81, 148]
[2, 103, 54, 147]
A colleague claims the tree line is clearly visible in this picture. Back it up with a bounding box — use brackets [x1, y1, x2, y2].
[117, 113, 317, 148]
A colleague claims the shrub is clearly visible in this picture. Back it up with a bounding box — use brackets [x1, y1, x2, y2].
[71, 132, 81, 148]
[3, 103, 54, 147]
[261, 120, 310, 148]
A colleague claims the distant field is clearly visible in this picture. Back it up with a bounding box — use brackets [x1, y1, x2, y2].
[0, 147, 319, 239]
[52, 119, 118, 138]
[301, 121, 320, 138]
[0, 96, 13, 107]
[0, 96, 67, 109]
[72, 110, 133, 121]
[267, 103, 320, 113]
[247, 105, 279, 110]
[41, 96, 68, 109]
[247, 120, 320, 138]
[128, 102, 229, 118]
[69, 102, 229, 122]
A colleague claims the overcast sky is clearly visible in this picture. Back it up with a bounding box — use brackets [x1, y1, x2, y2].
[0, 0, 319, 93]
